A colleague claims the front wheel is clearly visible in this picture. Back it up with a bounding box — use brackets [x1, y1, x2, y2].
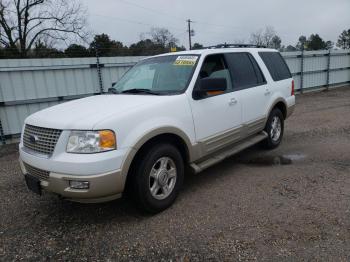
[262, 108, 284, 149]
[131, 143, 184, 213]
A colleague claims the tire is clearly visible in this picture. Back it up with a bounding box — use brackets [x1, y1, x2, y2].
[131, 143, 184, 213]
[262, 108, 284, 149]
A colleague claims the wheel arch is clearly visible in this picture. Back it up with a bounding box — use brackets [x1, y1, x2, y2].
[120, 127, 195, 191]
[268, 98, 288, 120]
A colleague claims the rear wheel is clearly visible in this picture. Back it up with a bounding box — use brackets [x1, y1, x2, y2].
[262, 108, 284, 149]
[131, 143, 184, 213]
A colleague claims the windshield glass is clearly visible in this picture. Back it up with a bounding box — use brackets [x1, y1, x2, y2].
[114, 55, 199, 94]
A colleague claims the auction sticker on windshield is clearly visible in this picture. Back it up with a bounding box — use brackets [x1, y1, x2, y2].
[174, 56, 198, 66]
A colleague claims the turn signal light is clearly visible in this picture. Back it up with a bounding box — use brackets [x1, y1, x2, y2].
[99, 130, 116, 149]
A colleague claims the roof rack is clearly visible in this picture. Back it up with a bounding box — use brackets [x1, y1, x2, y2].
[203, 43, 267, 49]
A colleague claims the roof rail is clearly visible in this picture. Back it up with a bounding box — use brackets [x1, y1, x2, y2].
[203, 43, 267, 49]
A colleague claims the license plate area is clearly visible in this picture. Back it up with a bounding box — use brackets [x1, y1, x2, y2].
[25, 175, 42, 195]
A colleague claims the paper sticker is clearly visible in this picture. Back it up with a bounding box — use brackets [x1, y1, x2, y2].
[173, 56, 198, 66]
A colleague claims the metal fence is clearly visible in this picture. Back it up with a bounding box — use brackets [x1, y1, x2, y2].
[0, 50, 350, 144]
[0, 56, 145, 143]
[281, 50, 350, 92]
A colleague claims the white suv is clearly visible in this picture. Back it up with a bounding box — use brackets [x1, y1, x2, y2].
[19, 46, 295, 213]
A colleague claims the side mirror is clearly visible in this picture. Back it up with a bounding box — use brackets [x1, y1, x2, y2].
[194, 77, 227, 98]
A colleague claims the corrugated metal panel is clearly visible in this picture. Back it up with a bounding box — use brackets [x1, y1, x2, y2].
[330, 69, 350, 84]
[282, 50, 350, 90]
[0, 101, 65, 135]
[0, 56, 145, 137]
[282, 51, 302, 74]
[0, 56, 145, 102]
[304, 71, 327, 88]
[330, 51, 350, 69]
[303, 50, 328, 72]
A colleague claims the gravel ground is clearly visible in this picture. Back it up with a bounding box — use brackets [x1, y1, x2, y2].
[1, 86, 350, 261]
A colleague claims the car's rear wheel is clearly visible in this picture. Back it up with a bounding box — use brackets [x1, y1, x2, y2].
[262, 108, 284, 149]
[131, 143, 184, 213]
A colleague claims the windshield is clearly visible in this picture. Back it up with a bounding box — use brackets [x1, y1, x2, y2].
[113, 55, 199, 94]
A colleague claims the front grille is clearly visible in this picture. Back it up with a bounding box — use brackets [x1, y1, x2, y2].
[23, 124, 62, 156]
[24, 163, 50, 181]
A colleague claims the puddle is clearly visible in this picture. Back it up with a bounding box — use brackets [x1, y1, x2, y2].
[244, 153, 306, 166]
[282, 153, 307, 161]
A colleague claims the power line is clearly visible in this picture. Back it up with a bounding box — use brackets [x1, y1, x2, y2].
[193, 21, 241, 31]
[114, 0, 185, 22]
[111, 0, 245, 31]
[90, 5, 248, 48]
[90, 13, 184, 32]
[90, 13, 244, 48]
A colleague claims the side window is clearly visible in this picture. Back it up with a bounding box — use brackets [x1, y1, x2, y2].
[248, 54, 266, 84]
[225, 53, 264, 89]
[198, 54, 233, 92]
[259, 52, 292, 81]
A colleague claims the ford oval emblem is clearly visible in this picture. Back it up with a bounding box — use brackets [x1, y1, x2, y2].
[29, 135, 39, 144]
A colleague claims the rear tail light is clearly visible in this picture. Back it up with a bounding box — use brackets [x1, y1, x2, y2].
[291, 80, 295, 96]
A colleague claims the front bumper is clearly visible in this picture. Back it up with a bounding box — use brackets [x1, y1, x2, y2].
[19, 139, 130, 203]
[19, 159, 123, 203]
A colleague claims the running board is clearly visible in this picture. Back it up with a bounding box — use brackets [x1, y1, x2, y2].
[190, 131, 268, 173]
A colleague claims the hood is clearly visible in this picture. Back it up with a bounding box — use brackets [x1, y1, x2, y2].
[25, 94, 167, 130]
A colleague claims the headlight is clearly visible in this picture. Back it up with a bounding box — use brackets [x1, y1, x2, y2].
[67, 130, 116, 153]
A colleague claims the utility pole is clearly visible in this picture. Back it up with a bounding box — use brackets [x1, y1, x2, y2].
[187, 19, 194, 50]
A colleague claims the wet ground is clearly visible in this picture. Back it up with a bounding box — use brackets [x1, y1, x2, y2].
[1, 86, 350, 261]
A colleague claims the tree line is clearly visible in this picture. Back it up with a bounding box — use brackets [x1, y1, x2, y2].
[247, 26, 350, 52]
[0, 0, 184, 58]
[0, 1, 349, 59]
[0, 29, 186, 58]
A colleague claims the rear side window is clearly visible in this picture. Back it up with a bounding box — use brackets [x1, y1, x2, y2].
[259, 52, 292, 81]
[225, 53, 265, 89]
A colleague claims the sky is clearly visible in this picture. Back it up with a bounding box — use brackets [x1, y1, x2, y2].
[84, 0, 350, 49]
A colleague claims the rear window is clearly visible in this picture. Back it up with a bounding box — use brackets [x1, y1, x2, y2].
[225, 53, 265, 89]
[259, 52, 291, 81]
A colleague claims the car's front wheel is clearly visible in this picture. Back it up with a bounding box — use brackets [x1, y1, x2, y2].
[131, 143, 184, 213]
[262, 108, 284, 149]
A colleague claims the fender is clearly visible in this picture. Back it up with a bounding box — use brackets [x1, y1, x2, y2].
[120, 126, 199, 181]
[265, 97, 288, 123]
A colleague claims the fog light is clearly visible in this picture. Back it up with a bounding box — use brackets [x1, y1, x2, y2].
[69, 180, 89, 189]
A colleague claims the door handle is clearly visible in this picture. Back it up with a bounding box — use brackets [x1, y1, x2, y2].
[265, 89, 271, 95]
[229, 98, 237, 106]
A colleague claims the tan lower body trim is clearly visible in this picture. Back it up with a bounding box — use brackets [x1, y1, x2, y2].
[196, 116, 267, 161]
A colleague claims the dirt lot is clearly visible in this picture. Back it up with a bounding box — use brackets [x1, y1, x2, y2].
[1, 87, 350, 261]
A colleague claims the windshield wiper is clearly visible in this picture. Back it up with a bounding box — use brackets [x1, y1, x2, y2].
[121, 88, 161, 95]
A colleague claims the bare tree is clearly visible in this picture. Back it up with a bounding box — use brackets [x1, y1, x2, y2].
[148, 27, 178, 48]
[249, 28, 264, 46]
[0, 0, 87, 57]
[271, 35, 281, 50]
[263, 26, 277, 47]
[233, 38, 247, 45]
[250, 26, 281, 48]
